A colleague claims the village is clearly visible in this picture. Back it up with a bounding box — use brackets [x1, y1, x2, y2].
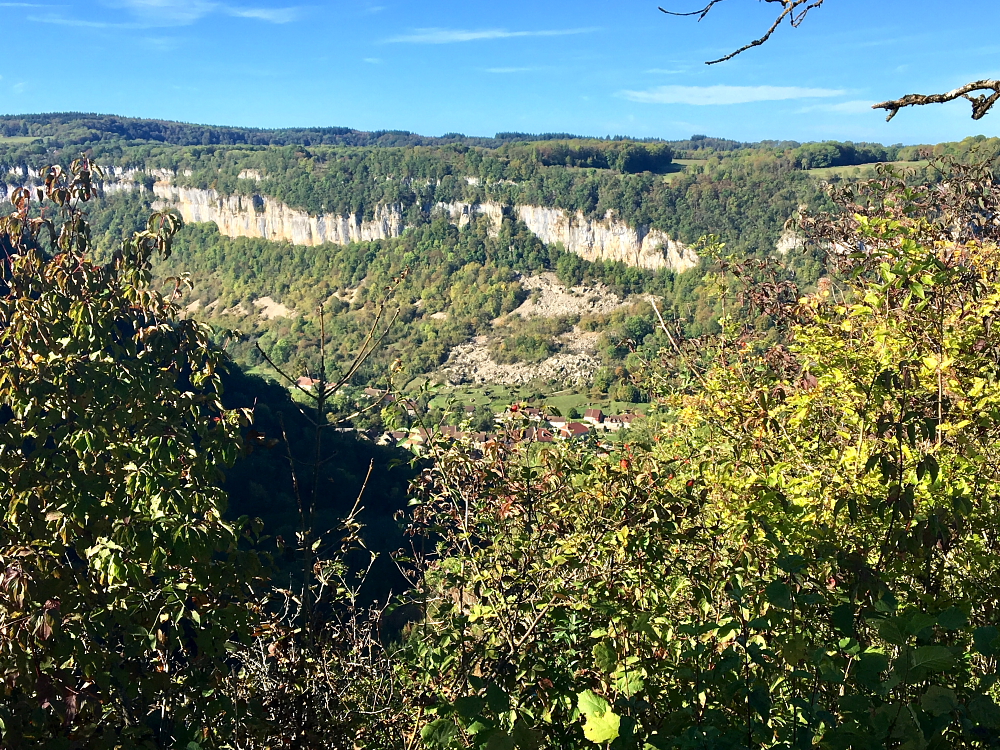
[344, 386, 646, 452]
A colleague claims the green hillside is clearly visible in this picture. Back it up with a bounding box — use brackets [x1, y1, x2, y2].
[5, 117, 998, 409]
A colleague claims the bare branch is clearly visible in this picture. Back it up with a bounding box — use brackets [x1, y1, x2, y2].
[658, 0, 726, 20]
[660, 0, 825, 64]
[874, 79, 1000, 121]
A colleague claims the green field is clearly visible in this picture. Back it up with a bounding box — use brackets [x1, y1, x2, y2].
[0, 136, 39, 145]
[806, 160, 930, 179]
[421, 383, 647, 418]
[662, 158, 708, 183]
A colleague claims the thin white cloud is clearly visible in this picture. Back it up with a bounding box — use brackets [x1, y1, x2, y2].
[618, 84, 845, 105]
[29, 13, 141, 27]
[364, 57, 382, 64]
[103, 0, 216, 24]
[386, 27, 596, 44]
[797, 100, 877, 115]
[89, 0, 298, 26]
[0, 3, 62, 6]
[227, 5, 297, 22]
[486, 67, 534, 74]
[645, 68, 684, 75]
[142, 35, 183, 51]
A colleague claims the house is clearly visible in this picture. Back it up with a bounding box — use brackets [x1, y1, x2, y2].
[524, 427, 555, 443]
[583, 408, 605, 426]
[376, 430, 409, 447]
[296, 376, 321, 390]
[399, 427, 435, 451]
[604, 415, 626, 432]
[560, 422, 591, 439]
[363, 387, 395, 404]
[547, 415, 567, 428]
[606, 413, 645, 431]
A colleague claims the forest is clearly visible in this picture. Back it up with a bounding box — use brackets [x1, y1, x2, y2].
[4, 111, 1000, 750]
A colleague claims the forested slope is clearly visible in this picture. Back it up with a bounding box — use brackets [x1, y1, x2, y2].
[6, 115, 998, 399]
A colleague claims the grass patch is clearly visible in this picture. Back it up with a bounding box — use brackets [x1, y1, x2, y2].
[0, 136, 39, 145]
[807, 160, 930, 179]
[424, 384, 647, 418]
[662, 158, 708, 183]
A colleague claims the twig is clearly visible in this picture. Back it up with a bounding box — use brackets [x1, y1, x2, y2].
[660, 0, 825, 65]
[874, 79, 1000, 122]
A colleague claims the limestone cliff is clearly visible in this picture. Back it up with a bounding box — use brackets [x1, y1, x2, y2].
[1, 168, 701, 272]
[514, 205, 697, 271]
[434, 201, 697, 271]
[152, 184, 407, 246]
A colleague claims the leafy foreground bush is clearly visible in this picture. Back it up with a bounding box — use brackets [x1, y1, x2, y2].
[0, 162, 414, 749]
[400, 164, 1000, 749]
[0, 163, 267, 746]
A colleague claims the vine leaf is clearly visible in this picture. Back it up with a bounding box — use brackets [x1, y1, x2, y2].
[577, 690, 621, 744]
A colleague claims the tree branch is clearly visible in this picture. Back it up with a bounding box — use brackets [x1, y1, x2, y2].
[873, 80, 1000, 121]
[660, 0, 825, 64]
[660, 1, 998, 121]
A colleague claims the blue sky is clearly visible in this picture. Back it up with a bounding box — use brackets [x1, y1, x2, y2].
[0, 0, 997, 145]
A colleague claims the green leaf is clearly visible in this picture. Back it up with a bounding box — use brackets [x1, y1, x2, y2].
[857, 650, 890, 690]
[764, 580, 794, 610]
[910, 645, 954, 673]
[781, 635, 808, 665]
[840, 694, 871, 714]
[777, 555, 806, 573]
[486, 683, 511, 714]
[511, 719, 542, 750]
[906, 611, 936, 636]
[455, 696, 485, 719]
[486, 733, 515, 750]
[593, 640, 618, 673]
[975, 626, 1000, 657]
[968, 694, 1000, 729]
[422, 718, 459, 748]
[832, 604, 855, 636]
[936, 607, 968, 631]
[877, 618, 906, 646]
[921, 686, 958, 716]
[578, 690, 621, 744]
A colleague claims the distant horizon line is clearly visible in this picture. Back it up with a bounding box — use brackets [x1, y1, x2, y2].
[1, 111, 990, 149]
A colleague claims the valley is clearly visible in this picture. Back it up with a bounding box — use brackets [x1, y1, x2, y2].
[4, 117, 994, 431]
[6, 111, 1000, 749]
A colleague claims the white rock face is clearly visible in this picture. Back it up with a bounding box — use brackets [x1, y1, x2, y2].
[435, 201, 505, 233]
[775, 229, 806, 255]
[1, 168, 701, 272]
[512, 272, 627, 318]
[440, 334, 602, 387]
[515, 205, 698, 272]
[152, 184, 407, 246]
[434, 202, 698, 271]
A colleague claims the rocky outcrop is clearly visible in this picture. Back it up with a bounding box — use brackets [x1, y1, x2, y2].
[439, 333, 602, 387]
[775, 229, 806, 254]
[515, 205, 697, 272]
[512, 272, 627, 318]
[1, 166, 701, 272]
[435, 201, 505, 232]
[152, 184, 407, 246]
[435, 201, 698, 272]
